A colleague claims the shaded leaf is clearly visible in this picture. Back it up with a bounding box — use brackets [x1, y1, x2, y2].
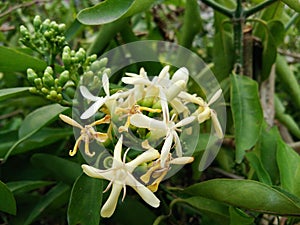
[68, 173, 103, 225]
[277, 139, 300, 198]
[0, 87, 30, 101]
[0, 46, 46, 72]
[7, 180, 54, 194]
[281, 0, 300, 12]
[184, 179, 300, 216]
[230, 74, 263, 163]
[77, 0, 156, 25]
[24, 182, 70, 225]
[0, 180, 16, 215]
[229, 207, 254, 225]
[31, 153, 82, 185]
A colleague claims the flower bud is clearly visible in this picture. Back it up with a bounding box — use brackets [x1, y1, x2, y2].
[34, 78, 43, 89]
[27, 68, 38, 83]
[58, 70, 69, 86]
[33, 15, 41, 30]
[42, 73, 55, 88]
[29, 87, 37, 93]
[41, 87, 49, 94]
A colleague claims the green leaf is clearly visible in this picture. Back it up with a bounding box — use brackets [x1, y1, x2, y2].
[0, 180, 16, 215]
[277, 139, 300, 198]
[6, 180, 54, 194]
[0, 104, 68, 162]
[0, 87, 30, 101]
[246, 151, 272, 185]
[230, 74, 263, 163]
[77, 0, 156, 25]
[31, 153, 82, 185]
[184, 179, 300, 216]
[24, 182, 70, 225]
[19, 104, 68, 138]
[68, 174, 103, 225]
[281, 0, 300, 12]
[0, 46, 46, 72]
[174, 197, 230, 225]
[229, 207, 254, 225]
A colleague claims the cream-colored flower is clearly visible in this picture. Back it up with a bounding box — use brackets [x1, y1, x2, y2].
[130, 95, 196, 167]
[59, 114, 110, 157]
[82, 135, 160, 218]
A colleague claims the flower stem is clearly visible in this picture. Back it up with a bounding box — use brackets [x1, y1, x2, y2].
[244, 0, 277, 17]
[200, 0, 233, 18]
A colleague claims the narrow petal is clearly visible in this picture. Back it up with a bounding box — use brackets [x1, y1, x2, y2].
[171, 67, 189, 84]
[170, 98, 189, 115]
[179, 92, 205, 105]
[170, 156, 194, 165]
[112, 135, 123, 167]
[158, 65, 170, 80]
[166, 80, 186, 101]
[173, 131, 183, 157]
[59, 114, 83, 129]
[122, 77, 152, 86]
[208, 89, 222, 106]
[159, 87, 169, 123]
[80, 86, 100, 101]
[102, 73, 110, 97]
[130, 180, 160, 208]
[94, 132, 108, 142]
[101, 183, 123, 218]
[81, 164, 105, 179]
[160, 133, 173, 167]
[126, 149, 160, 172]
[174, 116, 195, 128]
[211, 110, 224, 138]
[80, 98, 106, 119]
[130, 114, 166, 131]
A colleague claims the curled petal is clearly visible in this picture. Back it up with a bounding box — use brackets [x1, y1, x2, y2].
[94, 132, 108, 142]
[179, 91, 205, 106]
[171, 67, 189, 84]
[101, 183, 123, 218]
[59, 114, 83, 129]
[160, 133, 173, 167]
[81, 164, 106, 179]
[130, 114, 166, 131]
[80, 97, 106, 119]
[195, 107, 211, 123]
[211, 110, 223, 138]
[80, 86, 100, 101]
[173, 131, 183, 157]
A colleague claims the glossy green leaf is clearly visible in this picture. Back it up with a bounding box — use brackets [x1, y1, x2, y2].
[281, 0, 300, 12]
[246, 151, 272, 185]
[229, 207, 254, 225]
[184, 179, 300, 216]
[277, 139, 300, 198]
[7, 180, 54, 194]
[19, 104, 68, 138]
[0, 46, 46, 72]
[0, 87, 30, 101]
[0, 180, 16, 215]
[230, 74, 263, 163]
[24, 182, 70, 225]
[31, 153, 82, 185]
[174, 197, 230, 225]
[68, 173, 103, 225]
[77, 0, 156, 25]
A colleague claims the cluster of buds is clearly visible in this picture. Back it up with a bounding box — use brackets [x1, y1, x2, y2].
[60, 64, 223, 217]
[20, 15, 66, 63]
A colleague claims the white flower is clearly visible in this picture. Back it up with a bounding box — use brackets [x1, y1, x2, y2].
[180, 89, 223, 138]
[59, 114, 110, 157]
[81, 135, 160, 218]
[130, 94, 196, 167]
[80, 73, 115, 119]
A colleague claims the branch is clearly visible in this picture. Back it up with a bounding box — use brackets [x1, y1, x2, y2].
[200, 0, 233, 18]
[244, 0, 277, 17]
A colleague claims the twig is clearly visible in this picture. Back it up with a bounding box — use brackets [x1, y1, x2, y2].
[0, 109, 23, 120]
[0, 0, 49, 18]
[212, 167, 245, 179]
[289, 142, 300, 153]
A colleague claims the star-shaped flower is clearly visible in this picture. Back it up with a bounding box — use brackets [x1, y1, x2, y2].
[81, 135, 160, 218]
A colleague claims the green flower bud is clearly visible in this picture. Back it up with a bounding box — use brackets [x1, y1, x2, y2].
[57, 86, 62, 92]
[65, 87, 75, 98]
[103, 68, 111, 76]
[57, 93, 62, 101]
[41, 87, 49, 94]
[29, 87, 37, 93]
[33, 15, 41, 30]
[88, 54, 97, 62]
[42, 73, 55, 88]
[44, 66, 53, 75]
[58, 24, 66, 32]
[62, 46, 71, 66]
[75, 48, 86, 62]
[27, 68, 38, 83]
[20, 25, 29, 36]
[141, 97, 154, 108]
[49, 90, 57, 98]
[58, 70, 69, 86]
[82, 71, 94, 84]
[34, 78, 43, 89]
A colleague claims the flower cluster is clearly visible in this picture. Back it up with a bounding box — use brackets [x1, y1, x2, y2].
[60, 65, 223, 217]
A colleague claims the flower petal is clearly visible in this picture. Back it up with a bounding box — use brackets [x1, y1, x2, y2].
[208, 89, 222, 106]
[130, 114, 166, 131]
[113, 135, 123, 165]
[158, 65, 170, 80]
[126, 149, 160, 172]
[80, 86, 100, 101]
[102, 73, 110, 97]
[122, 77, 152, 86]
[101, 183, 123, 218]
[81, 164, 105, 179]
[160, 133, 173, 167]
[174, 116, 195, 128]
[211, 110, 224, 138]
[171, 67, 189, 84]
[80, 97, 106, 119]
[173, 131, 183, 157]
[170, 156, 194, 165]
[167, 80, 186, 100]
[59, 114, 83, 129]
